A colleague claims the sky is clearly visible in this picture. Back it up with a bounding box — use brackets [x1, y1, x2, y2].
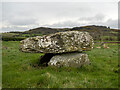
[0, 0, 119, 32]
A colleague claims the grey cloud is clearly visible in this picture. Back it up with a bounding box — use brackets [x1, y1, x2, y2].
[44, 21, 81, 28]
[45, 15, 117, 29]
[1, 2, 118, 32]
[5, 17, 37, 25]
[79, 14, 105, 22]
[105, 19, 118, 29]
[0, 3, 2, 21]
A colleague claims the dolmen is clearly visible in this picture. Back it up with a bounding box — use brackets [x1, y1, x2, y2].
[20, 31, 94, 67]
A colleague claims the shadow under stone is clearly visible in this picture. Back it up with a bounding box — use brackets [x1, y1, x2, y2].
[38, 53, 55, 67]
[38, 51, 83, 67]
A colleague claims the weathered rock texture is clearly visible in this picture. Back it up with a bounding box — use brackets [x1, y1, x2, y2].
[20, 31, 94, 53]
[48, 52, 89, 67]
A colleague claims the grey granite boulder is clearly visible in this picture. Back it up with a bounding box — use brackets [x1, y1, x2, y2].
[48, 52, 89, 67]
[20, 31, 94, 53]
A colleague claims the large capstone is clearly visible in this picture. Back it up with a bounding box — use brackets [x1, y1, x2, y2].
[20, 31, 94, 53]
[48, 52, 90, 67]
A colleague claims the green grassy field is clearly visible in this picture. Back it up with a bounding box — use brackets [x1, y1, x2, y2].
[2, 41, 118, 88]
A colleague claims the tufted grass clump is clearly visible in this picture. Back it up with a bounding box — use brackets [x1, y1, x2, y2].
[2, 41, 118, 88]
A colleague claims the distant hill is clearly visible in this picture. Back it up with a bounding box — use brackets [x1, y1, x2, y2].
[21, 25, 119, 41]
[22, 27, 70, 35]
[22, 25, 119, 35]
[2, 25, 119, 41]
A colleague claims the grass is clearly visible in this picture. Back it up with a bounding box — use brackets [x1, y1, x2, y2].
[2, 41, 118, 88]
[101, 36, 118, 41]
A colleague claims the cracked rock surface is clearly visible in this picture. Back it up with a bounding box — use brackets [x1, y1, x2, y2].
[20, 31, 94, 53]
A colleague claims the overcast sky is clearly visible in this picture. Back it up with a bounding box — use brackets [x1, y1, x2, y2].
[1, 1, 118, 32]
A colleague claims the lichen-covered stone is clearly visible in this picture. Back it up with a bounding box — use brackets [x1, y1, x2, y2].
[48, 53, 89, 67]
[20, 31, 94, 53]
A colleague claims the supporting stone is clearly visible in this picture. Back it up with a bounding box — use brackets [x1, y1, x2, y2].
[48, 52, 89, 67]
